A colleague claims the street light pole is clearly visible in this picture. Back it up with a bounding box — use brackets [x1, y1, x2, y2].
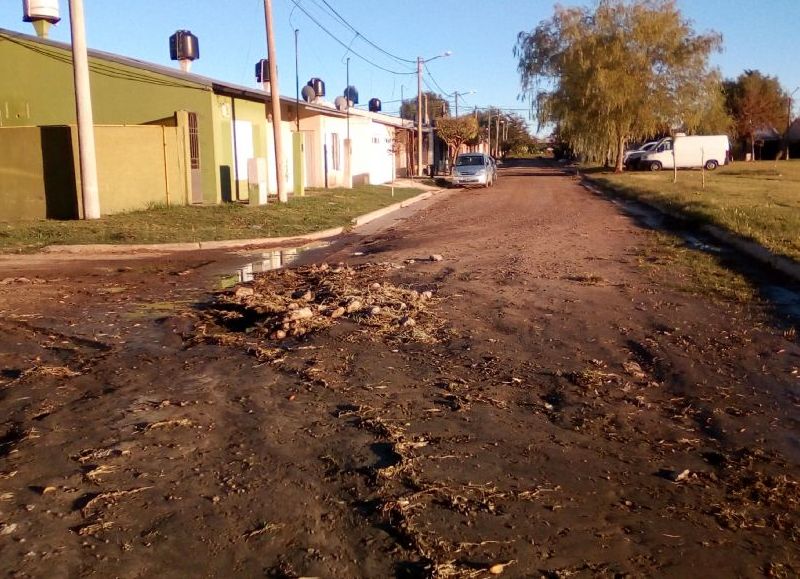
[68, 0, 100, 219]
[453, 90, 475, 117]
[294, 28, 300, 132]
[416, 57, 423, 177]
[416, 51, 451, 177]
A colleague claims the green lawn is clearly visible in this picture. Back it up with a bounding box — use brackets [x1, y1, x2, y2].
[587, 160, 800, 262]
[0, 185, 421, 253]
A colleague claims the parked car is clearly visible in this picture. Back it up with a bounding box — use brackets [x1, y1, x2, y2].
[623, 140, 658, 170]
[639, 134, 730, 171]
[452, 153, 495, 187]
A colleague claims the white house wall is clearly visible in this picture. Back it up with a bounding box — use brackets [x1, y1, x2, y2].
[349, 117, 397, 185]
[369, 123, 395, 184]
[265, 118, 296, 195]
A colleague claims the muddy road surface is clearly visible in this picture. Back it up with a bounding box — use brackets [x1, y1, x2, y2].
[1, 160, 798, 578]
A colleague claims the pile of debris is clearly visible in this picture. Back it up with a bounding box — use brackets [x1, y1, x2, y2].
[198, 262, 445, 348]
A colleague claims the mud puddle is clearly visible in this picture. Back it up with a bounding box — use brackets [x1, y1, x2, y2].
[220, 242, 330, 288]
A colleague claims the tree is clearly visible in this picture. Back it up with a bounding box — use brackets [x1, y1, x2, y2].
[724, 70, 788, 159]
[400, 91, 449, 122]
[499, 113, 536, 156]
[435, 115, 479, 169]
[515, 0, 722, 172]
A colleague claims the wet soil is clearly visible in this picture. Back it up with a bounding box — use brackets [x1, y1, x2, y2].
[0, 160, 798, 578]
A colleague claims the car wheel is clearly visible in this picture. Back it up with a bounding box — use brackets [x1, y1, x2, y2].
[649, 161, 662, 172]
[704, 160, 718, 171]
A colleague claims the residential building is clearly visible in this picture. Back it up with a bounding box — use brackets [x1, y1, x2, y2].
[0, 28, 412, 220]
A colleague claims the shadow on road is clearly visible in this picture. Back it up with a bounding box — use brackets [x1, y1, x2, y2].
[588, 186, 800, 325]
[498, 157, 576, 178]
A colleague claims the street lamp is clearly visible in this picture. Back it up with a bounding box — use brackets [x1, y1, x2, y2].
[417, 51, 452, 177]
[453, 90, 476, 117]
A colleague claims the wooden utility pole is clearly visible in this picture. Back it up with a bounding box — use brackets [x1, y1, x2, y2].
[263, 0, 287, 202]
[417, 57, 423, 177]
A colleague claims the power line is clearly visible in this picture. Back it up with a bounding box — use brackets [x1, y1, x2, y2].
[287, 0, 415, 75]
[312, 0, 416, 64]
[423, 62, 452, 97]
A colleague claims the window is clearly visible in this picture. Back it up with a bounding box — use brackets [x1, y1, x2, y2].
[455, 155, 484, 166]
[188, 112, 200, 169]
[331, 133, 340, 171]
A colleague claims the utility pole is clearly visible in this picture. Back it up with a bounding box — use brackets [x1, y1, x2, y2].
[416, 51, 452, 176]
[786, 87, 798, 160]
[69, 0, 100, 219]
[487, 114, 491, 156]
[294, 29, 300, 132]
[344, 57, 352, 189]
[417, 56, 423, 177]
[263, 0, 287, 202]
[495, 116, 500, 157]
[292, 27, 304, 197]
[453, 90, 475, 117]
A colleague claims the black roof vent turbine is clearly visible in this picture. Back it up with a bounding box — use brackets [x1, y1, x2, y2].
[170, 30, 199, 72]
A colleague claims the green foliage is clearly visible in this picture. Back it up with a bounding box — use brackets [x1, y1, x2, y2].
[469, 108, 537, 156]
[589, 160, 800, 261]
[515, 0, 723, 171]
[724, 70, 788, 153]
[436, 115, 479, 166]
[400, 91, 449, 122]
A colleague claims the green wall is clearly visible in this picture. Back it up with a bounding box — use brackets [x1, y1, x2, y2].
[90, 125, 188, 214]
[1, 124, 189, 221]
[0, 127, 48, 220]
[0, 32, 218, 204]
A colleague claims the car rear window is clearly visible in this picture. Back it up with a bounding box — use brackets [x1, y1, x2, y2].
[456, 156, 483, 166]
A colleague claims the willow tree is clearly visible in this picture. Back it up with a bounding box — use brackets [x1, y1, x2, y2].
[515, 0, 723, 172]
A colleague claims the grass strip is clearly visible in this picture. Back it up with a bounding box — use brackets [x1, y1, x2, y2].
[585, 160, 800, 262]
[0, 185, 421, 253]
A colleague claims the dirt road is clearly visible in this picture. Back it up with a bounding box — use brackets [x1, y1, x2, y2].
[1, 160, 798, 578]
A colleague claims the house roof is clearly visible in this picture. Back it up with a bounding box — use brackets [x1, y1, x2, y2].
[788, 118, 800, 142]
[0, 27, 412, 129]
[753, 125, 782, 141]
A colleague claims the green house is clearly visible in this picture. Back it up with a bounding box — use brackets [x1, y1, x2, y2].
[0, 27, 356, 219]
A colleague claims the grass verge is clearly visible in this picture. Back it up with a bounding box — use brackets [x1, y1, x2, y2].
[0, 185, 421, 253]
[639, 232, 756, 304]
[586, 160, 800, 262]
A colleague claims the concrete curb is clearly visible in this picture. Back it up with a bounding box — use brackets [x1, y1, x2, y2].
[40, 188, 442, 255]
[581, 178, 800, 284]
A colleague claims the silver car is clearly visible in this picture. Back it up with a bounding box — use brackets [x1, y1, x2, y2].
[452, 153, 495, 187]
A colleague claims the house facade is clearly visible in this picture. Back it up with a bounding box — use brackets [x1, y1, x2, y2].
[0, 28, 412, 220]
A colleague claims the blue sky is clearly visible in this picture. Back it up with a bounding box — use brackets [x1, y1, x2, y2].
[2, 1, 799, 125]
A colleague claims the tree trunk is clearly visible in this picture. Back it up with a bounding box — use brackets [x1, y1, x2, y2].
[614, 135, 625, 173]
